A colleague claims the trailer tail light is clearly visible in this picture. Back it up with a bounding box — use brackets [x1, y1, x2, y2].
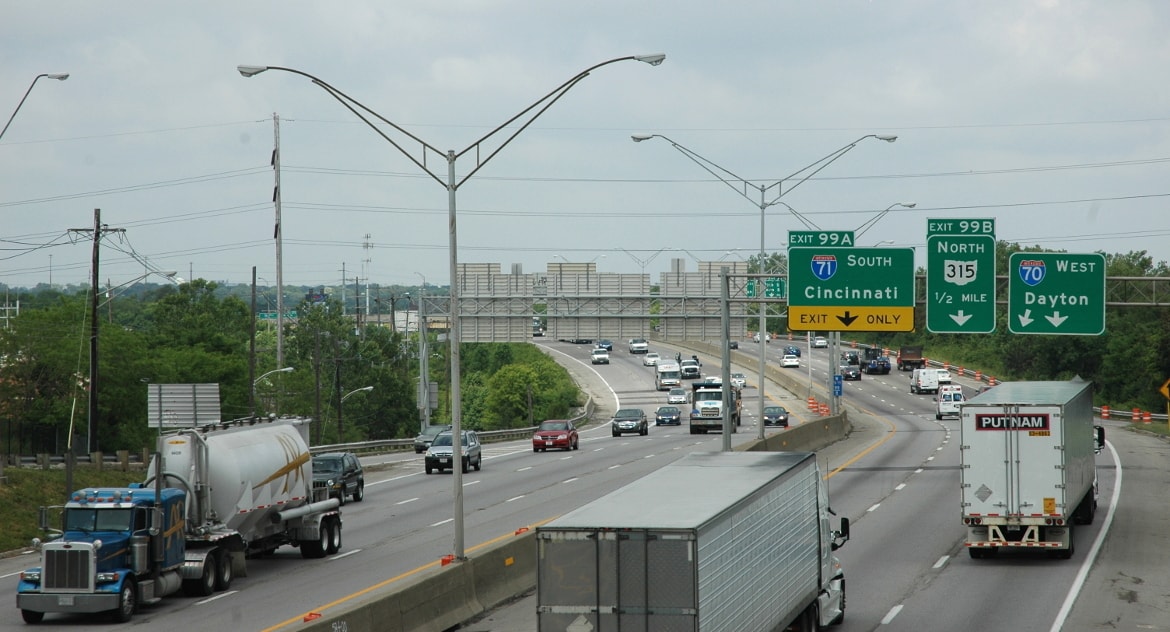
[963, 517, 983, 525]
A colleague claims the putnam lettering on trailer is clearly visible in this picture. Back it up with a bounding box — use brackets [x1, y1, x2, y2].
[974, 414, 1051, 431]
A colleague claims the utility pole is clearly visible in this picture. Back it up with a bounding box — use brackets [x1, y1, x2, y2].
[69, 209, 124, 455]
[249, 267, 257, 417]
[272, 113, 286, 369]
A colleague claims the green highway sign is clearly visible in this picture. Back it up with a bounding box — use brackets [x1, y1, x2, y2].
[787, 246, 916, 332]
[927, 218, 995, 237]
[1008, 252, 1105, 335]
[746, 277, 785, 298]
[258, 311, 298, 320]
[926, 224, 996, 334]
[788, 230, 855, 247]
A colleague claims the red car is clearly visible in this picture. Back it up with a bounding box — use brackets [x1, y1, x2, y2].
[532, 419, 580, 452]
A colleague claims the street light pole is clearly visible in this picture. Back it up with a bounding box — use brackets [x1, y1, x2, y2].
[854, 202, 917, 239]
[632, 133, 896, 441]
[1, 73, 69, 142]
[239, 53, 664, 560]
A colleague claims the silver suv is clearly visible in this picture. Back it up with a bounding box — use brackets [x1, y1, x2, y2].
[424, 430, 483, 474]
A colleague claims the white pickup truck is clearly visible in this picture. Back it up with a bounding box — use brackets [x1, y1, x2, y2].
[627, 338, 649, 354]
[590, 348, 610, 364]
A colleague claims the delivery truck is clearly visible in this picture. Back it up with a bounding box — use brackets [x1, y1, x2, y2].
[688, 380, 741, 434]
[16, 417, 343, 623]
[536, 451, 850, 632]
[959, 379, 1104, 559]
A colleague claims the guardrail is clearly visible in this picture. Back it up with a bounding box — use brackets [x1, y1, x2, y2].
[4, 399, 599, 468]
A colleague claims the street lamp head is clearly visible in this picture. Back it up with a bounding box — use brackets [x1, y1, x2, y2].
[876, 134, 897, 142]
[633, 53, 667, 66]
[237, 65, 269, 78]
[631, 134, 655, 142]
[903, 203, 916, 208]
[46, 73, 69, 81]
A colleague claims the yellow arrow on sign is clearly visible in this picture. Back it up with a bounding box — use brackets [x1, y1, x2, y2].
[788, 306, 915, 332]
[1160, 377, 1170, 400]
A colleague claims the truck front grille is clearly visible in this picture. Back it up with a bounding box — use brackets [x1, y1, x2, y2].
[43, 547, 94, 592]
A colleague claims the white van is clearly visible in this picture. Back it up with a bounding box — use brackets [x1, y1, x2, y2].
[934, 384, 964, 419]
[910, 368, 939, 394]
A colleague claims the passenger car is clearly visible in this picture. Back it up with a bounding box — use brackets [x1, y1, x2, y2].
[424, 430, 483, 474]
[627, 338, 649, 353]
[667, 387, 689, 404]
[596, 339, 614, 351]
[762, 405, 790, 427]
[413, 423, 452, 453]
[611, 408, 648, 437]
[780, 354, 800, 368]
[642, 352, 660, 366]
[936, 369, 953, 384]
[812, 336, 828, 348]
[753, 332, 770, 343]
[532, 419, 579, 452]
[655, 405, 682, 426]
[730, 372, 747, 388]
[728, 340, 739, 350]
[590, 348, 610, 364]
[311, 452, 364, 505]
[782, 345, 802, 357]
[841, 351, 860, 365]
[840, 365, 861, 380]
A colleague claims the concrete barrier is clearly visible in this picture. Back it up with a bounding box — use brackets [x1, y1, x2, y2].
[298, 528, 536, 632]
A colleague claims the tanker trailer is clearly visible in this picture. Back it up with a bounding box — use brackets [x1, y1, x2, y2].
[151, 416, 343, 588]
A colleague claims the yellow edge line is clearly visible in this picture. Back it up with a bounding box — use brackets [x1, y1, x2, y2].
[824, 408, 898, 480]
[262, 518, 557, 632]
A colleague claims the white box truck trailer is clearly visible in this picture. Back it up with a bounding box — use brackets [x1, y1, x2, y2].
[536, 451, 849, 632]
[960, 379, 1104, 559]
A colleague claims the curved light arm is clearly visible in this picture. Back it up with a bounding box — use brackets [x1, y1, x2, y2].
[632, 133, 896, 211]
[854, 202, 916, 239]
[772, 201, 821, 231]
[254, 366, 294, 387]
[341, 385, 374, 402]
[1, 72, 69, 141]
[239, 54, 665, 191]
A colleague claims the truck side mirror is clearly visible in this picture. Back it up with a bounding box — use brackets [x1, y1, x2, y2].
[831, 517, 851, 551]
[1094, 425, 1105, 454]
[37, 506, 49, 530]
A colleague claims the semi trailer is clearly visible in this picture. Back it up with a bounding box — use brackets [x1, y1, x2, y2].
[536, 451, 850, 631]
[960, 379, 1104, 559]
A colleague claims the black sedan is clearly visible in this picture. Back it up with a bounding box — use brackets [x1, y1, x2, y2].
[762, 405, 790, 427]
[655, 405, 682, 426]
[840, 365, 861, 381]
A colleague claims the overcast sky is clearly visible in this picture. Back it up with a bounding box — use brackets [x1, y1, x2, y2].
[3, 1, 1168, 292]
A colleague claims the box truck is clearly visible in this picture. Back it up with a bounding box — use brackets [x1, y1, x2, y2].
[536, 451, 849, 632]
[960, 379, 1104, 559]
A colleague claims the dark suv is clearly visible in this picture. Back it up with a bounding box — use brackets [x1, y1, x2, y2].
[611, 408, 649, 437]
[312, 452, 364, 505]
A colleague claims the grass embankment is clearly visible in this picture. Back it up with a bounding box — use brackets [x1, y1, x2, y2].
[0, 467, 143, 554]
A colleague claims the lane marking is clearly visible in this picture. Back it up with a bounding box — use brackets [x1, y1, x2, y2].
[197, 591, 239, 605]
[881, 605, 904, 624]
[330, 549, 361, 561]
[932, 555, 949, 569]
[395, 498, 418, 506]
[867, 503, 881, 513]
[895, 483, 906, 491]
[505, 496, 525, 503]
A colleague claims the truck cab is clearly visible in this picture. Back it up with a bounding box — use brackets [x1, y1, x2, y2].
[689, 382, 741, 434]
[17, 487, 188, 624]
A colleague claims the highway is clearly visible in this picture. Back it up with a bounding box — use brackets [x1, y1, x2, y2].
[1, 339, 1165, 631]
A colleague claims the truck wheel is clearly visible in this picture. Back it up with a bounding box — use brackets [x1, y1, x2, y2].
[111, 581, 137, 623]
[300, 526, 328, 559]
[21, 610, 44, 624]
[829, 577, 846, 625]
[353, 483, 364, 503]
[215, 549, 233, 591]
[183, 554, 216, 596]
[326, 517, 342, 555]
[336, 490, 346, 507]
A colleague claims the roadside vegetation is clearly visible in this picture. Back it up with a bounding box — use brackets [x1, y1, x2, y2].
[0, 467, 143, 553]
